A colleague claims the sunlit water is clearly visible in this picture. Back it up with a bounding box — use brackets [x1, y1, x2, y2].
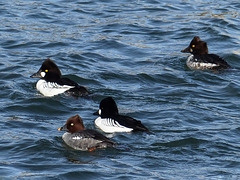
[0, 0, 240, 179]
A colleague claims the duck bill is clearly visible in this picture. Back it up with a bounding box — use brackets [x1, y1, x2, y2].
[58, 124, 68, 131]
[181, 46, 191, 53]
[93, 109, 101, 116]
[30, 70, 41, 78]
[93, 111, 99, 115]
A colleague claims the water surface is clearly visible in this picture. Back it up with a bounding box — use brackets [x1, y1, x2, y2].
[0, 0, 240, 179]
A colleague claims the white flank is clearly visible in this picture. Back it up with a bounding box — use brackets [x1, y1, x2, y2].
[95, 117, 133, 133]
[36, 79, 75, 97]
[187, 55, 218, 70]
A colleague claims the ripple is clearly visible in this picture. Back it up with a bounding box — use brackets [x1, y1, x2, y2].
[0, 0, 240, 179]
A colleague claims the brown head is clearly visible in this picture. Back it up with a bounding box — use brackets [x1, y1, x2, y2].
[58, 115, 85, 133]
[181, 36, 208, 55]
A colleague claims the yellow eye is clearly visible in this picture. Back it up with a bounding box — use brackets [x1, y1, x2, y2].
[45, 69, 48, 72]
[70, 123, 74, 126]
[192, 45, 195, 48]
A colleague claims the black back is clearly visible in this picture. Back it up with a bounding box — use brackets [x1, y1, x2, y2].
[195, 54, 231, 69]
[75, 129, 115, 145]
[115, 115, 149, 132]
[99, 97, 149, 132]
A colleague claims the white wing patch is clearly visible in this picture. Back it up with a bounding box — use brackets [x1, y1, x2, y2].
[95, 117, 133, 133]
[72, 136, 82, 140]
[36, 79, 75, 97]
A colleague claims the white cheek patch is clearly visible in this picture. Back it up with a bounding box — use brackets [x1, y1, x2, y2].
[41, 72, 46, 77]
[98, 109, 101, 115]
[190, 48, 193, 52]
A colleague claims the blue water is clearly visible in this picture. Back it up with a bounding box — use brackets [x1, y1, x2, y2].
[1, 0, 240, 179]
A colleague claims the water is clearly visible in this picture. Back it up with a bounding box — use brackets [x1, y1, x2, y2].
[0, 0, 240, 179]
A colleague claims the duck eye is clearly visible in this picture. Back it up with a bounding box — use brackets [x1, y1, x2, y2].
[192, 45, 195, 48]
[70, 123, 74, 126]
[45, 69, 48, 72]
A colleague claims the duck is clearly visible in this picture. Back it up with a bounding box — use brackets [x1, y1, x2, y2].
[30, 58, 89, 97]
[58, 115, 116, 151]
[93, 97, 149, 133]
[181, 36, 231, 70]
